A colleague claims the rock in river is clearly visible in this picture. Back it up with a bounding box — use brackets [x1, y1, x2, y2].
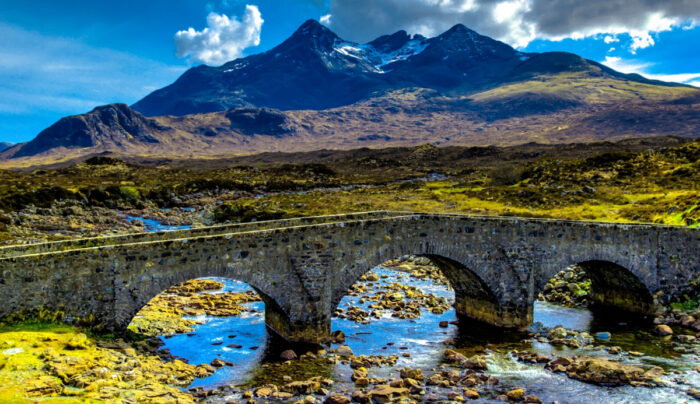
[655, 324, 673, 336]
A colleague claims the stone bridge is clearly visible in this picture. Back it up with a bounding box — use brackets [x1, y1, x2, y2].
[0, 211, 697, 343]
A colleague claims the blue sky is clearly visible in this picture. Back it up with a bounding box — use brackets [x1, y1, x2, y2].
[1, 0, 699, 144]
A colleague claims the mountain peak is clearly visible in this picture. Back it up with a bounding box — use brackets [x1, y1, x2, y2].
[299, 19, 326, 30]
[291, 19, 337, 40]
[438, 23, 479, 41]
[368, 30, 411, 53]
[447, 23, 471, 33]
[282, 18, 340, 50]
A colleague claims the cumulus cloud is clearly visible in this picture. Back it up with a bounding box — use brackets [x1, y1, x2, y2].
[174, 5, 263, 65]
[602, 56, 700, 84]
[324, 0, 700, 51]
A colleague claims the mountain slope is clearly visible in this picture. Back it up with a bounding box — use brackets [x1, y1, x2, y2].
[0, 142, 12, 152]
[4, 75, 698, 166]
[132, 20, 390, 115]
[2, 21, 699, 166]
[131, 20, 681, 118]
[131, 21, 530, 116]
[1, 104, 170, 159]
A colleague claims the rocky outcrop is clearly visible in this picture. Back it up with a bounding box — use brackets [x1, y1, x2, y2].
[556, 356, 664, 386]
[225, 108, 295, 137]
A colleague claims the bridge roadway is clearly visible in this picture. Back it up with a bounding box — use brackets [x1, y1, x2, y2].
[0, 211, 697, 343]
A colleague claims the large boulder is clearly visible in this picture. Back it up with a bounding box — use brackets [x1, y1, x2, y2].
[563, 357, 663, 386]
[368, 385, 409, 403]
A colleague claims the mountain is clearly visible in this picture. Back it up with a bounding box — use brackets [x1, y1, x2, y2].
[132, 20, 680, 118]
[132, 21, 536, 116]
[0, 142, 12, 152]
[2, 20, 699, 165]
[1, 104, 169, 159]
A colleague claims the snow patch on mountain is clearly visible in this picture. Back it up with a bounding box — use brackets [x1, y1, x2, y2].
[333, 38, 428, 73]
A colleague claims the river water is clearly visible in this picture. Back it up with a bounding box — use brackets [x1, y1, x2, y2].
[131, 217, 699, 403]
[153, 269, 699, 403]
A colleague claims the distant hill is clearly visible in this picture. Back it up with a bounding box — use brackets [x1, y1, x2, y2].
[2, 20, 699, 166]
[0, 142, 12, 152]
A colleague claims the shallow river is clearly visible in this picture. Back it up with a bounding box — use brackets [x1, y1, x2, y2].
[155, 269, 699, 403]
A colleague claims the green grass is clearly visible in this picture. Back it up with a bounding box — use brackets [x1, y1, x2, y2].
[670, 295, 699, 312]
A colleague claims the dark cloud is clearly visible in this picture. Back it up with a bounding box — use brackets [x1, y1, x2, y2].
[326, 0, 507, 43]
[324, 0, 700, 50]
[526, 0, 700, 36]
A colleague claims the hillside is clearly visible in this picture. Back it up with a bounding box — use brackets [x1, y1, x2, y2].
[0, 136, 696, 244]
[1, 20, 699, 166]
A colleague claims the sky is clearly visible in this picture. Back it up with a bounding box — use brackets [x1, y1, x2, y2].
[1, 0, 699, 144]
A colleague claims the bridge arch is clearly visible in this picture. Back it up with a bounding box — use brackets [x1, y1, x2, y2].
[331, 243, 530, 329]
[537, 255, 655, 316]
[114, 257, 311, 343]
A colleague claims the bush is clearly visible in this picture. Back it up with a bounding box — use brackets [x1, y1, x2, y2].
[489, 165, 527, 186]
[119, 186, 140, 200]
[214, 202, 285, 223]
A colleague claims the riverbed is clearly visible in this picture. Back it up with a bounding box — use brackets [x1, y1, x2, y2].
[153, 269, 699, 403]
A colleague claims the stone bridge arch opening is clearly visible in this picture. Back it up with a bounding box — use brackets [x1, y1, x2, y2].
[126, 277, 271, 341]
[539, 260, 655, 318]
[331, 253, 522, 332]
[578, 260, 654, 316]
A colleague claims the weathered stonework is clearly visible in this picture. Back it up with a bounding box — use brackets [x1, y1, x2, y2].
[0, 211, 697, 343]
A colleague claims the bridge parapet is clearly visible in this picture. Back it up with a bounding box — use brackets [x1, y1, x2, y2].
[0, 211, 409, 259]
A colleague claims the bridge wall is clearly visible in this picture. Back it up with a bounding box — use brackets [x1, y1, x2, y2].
[0, 213, 697, 343]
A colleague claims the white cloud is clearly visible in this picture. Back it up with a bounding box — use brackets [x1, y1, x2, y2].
[174, 5, 263, 66]
[602, 56, 700, 84]
[323, 0, 700, 52]
[320, 14, 332, 25]
[602, 56, 650, 73]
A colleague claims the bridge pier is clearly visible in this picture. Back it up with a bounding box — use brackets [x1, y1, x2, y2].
[263, 302, 330, 344]
[425, 255, 532, 330]
[454, 297, 532, 329]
